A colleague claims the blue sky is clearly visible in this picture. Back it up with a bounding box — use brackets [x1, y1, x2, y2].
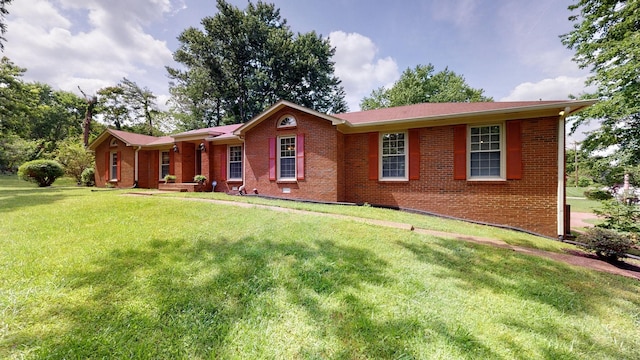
[4, 0, 591, 118]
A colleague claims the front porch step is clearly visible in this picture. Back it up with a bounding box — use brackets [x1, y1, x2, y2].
[158, 182, 205, 192]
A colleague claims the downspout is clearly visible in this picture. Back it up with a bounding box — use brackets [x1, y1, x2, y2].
[133, 146, 141, 188]
[557, 107, 570, 238]
[240, 135, 247, 194]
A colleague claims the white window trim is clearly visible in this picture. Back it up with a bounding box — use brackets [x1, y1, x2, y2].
[277, 135, 296, 181]
[159, 150, 170, 180]
[110, 151, 118, 181]
[379, 131, 408, 181]
[227, 145, 243, 181]
[467, 123, 506, 181]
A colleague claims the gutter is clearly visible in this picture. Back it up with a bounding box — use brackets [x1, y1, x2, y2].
[557, 107, 570, 238]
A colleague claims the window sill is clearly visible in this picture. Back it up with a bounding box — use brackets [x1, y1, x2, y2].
[277, 179, 298, 184]
[227, 179, 243, 183]
[467, 178, 507, 184]
[378, 178, 409, 183]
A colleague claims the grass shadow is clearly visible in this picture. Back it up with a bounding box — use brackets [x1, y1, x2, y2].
[6, 233, 453, 358]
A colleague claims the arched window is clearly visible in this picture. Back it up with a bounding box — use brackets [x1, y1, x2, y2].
[110, 138, 118, 147]
[277, 115, 296, 128]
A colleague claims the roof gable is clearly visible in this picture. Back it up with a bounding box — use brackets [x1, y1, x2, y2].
[233, 100, 345, 136]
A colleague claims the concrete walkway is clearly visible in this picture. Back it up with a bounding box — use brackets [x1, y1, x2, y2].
[128, 193, 640, 281]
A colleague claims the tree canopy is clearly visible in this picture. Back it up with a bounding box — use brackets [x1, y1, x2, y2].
[0, 0, 11, 51]
[97, 77, 163, 136]
[0, 56, 105, 172]
[360, 64, 493, 110]
[561, 0, 640, 167]
[167, 0, 347, 129]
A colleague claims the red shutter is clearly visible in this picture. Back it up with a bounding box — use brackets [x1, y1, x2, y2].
[296, 133, 305, 180]
[453, 125, 467, 180]
[506, 120, 523, 180]
[104, 151, 110, 181]
[169, 151, 175, 175]
[409, 129, 420, 180]
[116, 151, 122, 181]
[269, 137, 276, 180]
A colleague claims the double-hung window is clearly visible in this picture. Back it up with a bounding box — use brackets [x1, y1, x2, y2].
[160, 151, 170, 179]
[228, 145, 242, 181]
[469, 124, 503, 179]
[381, 132, 407, 180]
[278, 136, 296, 180]
[110, 152, 118, 181]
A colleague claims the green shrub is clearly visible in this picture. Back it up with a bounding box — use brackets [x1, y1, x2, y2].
[577, 227, 633, 261]
[577, 177, 592, 187]
[81, 167, 95, 187]
[584, 188, 613, 200]
[594, 199, 640, 233]
[17, 160, 65, 187]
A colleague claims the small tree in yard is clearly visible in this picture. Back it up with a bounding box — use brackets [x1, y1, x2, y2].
[18, 160, 64, 187]
[55, 138, 94, 184]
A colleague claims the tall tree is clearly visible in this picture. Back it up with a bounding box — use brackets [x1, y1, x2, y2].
[97, 78, 164, 135]
[0, 0, 11, 51]
[78, 86, 97, 148]
[0, 56, 28, 135]
[167, 0, 347, 128]
[97, 85, 128, 130]
[360, 64, 492, 110]
[120, 78, 159, 136]
[561, 0, 640, 166]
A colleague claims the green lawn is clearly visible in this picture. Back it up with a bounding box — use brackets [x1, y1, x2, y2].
[1, 176, 639, 359]
[566, 186, 603, 213]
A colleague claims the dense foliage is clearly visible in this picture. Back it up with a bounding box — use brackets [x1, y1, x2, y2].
[167, 0, 347, 129]
[80, 167, 95, 187]
[97, 77, 162, 135]
[0, 0, 11, 50]
[55, 137, 95, 184]
[17, 159, 65, 187]
[562, 0, 640, 167]
[594, 199, 640, 234]
[577, 227, 634, 261]
[360, 64, 492, 110]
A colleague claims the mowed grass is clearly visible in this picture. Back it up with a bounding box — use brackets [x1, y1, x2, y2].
[566, 186, 603, 214]
[1, 176, 639, 359]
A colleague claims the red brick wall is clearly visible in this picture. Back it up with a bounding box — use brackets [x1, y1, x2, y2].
[243, 108, 341, 202]
[175, 142, 195, 183]
[137, 150, 161, 189]
[93, 136, 135, 188]
[343, 117, 560, 237]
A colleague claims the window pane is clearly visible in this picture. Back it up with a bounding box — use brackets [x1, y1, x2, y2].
[279, 137, 296, 179]
[469, 125, 501, 178]
[381, 133, 406, 178]
[111, 152, 118, 179]
[230, 162, 242, 179]
[280, 158, 295, 178]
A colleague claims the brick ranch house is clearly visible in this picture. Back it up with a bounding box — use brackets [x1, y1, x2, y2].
[89, 99, 596, 238]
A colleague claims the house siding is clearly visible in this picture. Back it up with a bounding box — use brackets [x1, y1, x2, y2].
[343, 117, 559, 237]
[243, 108, 341, 202]
[94, 135, 136, 188]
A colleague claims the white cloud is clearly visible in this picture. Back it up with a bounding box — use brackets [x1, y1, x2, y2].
[500, 76, 592, 101]
[4, 0, 174, 97]
[329, 31, 399, 111]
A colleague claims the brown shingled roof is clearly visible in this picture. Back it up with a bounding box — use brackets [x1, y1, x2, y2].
[333, 101, 575, 124]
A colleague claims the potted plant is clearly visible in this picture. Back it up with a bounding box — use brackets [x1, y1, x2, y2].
[193, 174, 207, 184]
[164, 174, 177, 183]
